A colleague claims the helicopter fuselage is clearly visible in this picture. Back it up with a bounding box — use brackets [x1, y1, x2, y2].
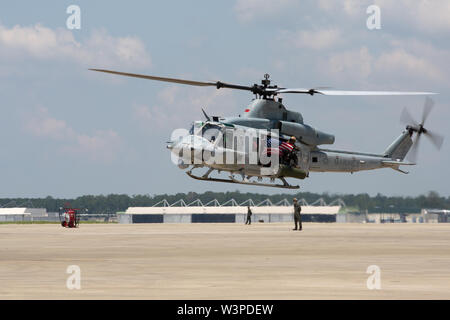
[168, 111, 415, 189]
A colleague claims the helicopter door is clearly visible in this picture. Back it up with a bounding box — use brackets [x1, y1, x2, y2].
[297, 146, 310, 174]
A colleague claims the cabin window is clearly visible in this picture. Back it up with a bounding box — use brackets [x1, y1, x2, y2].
[312, 157, 318, 163]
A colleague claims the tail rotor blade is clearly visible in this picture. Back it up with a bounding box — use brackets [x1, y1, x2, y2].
[400, 107, 418, 127]
[421, 97, 434, 125]
[407, 134, 421, 163]
[425, 130, 444, 150]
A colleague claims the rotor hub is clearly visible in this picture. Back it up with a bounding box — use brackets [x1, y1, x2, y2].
[261, 73, 270, 87]
[407, 124, 427, 135]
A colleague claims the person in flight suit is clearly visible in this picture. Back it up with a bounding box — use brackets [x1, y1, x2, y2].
[293, 198, 302, 231]
[245, 206, 253, 225]
[280, 136, 298, 167]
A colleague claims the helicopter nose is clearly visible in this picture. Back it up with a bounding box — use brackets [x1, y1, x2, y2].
[167, 135, 211, 163]
[166, 141, 175, 150]
[166, 135, 185, 150]
[166, 137, 193, 158]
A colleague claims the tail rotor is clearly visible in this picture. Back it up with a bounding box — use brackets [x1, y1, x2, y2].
[400, 97, 444, 162]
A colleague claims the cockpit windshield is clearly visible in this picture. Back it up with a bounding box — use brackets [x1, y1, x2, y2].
[201, 123, 221, 135]
[201, 123, 223, 144]
[189, 121, 204, 136]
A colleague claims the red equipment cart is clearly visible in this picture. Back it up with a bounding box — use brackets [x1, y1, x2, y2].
[59, 205, 80, 228]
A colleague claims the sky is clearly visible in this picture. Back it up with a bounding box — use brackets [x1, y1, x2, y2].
[0, 0, 449, 198]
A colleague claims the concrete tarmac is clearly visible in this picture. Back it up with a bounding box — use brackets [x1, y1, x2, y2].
[0, 223, 449, 299]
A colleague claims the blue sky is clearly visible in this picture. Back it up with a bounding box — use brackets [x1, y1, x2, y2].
[0, 0, 449, 197]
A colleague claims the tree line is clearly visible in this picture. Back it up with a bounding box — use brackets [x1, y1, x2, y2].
[0, 191, 448, 214]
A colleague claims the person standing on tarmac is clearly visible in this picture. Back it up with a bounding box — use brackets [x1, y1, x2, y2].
[245, 206, 252, 225]
[293, 198, 302, 231]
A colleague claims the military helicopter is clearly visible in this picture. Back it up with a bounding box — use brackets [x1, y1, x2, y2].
[90, 69, 443, 189]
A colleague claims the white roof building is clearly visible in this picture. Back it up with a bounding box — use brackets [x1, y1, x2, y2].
[0, 208, 47, 217]
[119, 198, 343, 224]
[125, 205, 341, 215]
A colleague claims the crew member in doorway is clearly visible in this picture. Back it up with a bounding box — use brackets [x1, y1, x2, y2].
[280, 136, 298, 167]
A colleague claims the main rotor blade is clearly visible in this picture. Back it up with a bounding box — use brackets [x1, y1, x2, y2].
[275, 88, 312, 94]
[276, 88, 437, 95]
[89, 69, 256, 93]
[421, 96, 434, 125]
[400, 108, 418, 127]
[90, 69, 439, 97]
[425, 130, 444, 150]
[89, 69, 217, 86]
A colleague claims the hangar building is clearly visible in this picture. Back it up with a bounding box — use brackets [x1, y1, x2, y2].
[118, 198, 343, 224]
[0, 208, 48, 222]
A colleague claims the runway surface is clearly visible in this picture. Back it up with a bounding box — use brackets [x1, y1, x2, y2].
[0, 223, 449, 299]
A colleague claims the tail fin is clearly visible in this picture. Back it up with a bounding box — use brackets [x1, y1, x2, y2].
[383, 130, 413, 160]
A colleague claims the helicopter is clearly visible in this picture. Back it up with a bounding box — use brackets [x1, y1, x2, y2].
[90, 69, 444, 189]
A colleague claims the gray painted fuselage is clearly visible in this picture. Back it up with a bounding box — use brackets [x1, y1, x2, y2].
[169, 98, 415, 185]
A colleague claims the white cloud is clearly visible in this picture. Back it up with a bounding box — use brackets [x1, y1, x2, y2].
[375, 49, 445, 83]
[234, 0, 296, 22]
[326, 47, 373, 80]
[0, 24, 151, 68]
[389, 38, 450, 82]
[374, 0, 450, 33]
[317, 0, 450, 33]
[317, 0, 366, 16]
[23, 107, 123, 162]
[132, 85, 236, 131]
[282, 28, 341, 50]
[323, 42, 448, 87]
[65, 130, 121, 161]
[317, 0, 334, 11]
[25, 108, 74, 140]
[343, 0, 367, 16]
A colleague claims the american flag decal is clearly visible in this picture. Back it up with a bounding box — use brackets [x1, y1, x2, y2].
[264, 138, 293, 156]
[279, 141, 294, 152]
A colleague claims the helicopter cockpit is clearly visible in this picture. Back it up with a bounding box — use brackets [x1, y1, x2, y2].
[189, 121, 225, 146]
[201, 123, 223, 143]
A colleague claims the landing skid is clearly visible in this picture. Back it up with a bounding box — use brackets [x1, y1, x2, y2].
[187, 170, 238, 185]
[229, 176, 299, 189]
[186, 169, 299, 189]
